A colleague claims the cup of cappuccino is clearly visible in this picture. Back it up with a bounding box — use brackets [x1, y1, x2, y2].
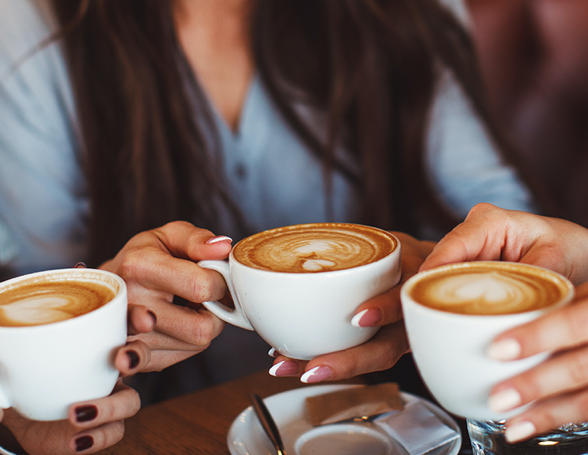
[198, 223, 401, 360]
[401, 261, 574, 420]
[0, 268, 127, 421]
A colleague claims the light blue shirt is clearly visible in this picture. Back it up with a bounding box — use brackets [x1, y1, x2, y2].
[212, 75, 361, 235]
[0, 0, 536, 274]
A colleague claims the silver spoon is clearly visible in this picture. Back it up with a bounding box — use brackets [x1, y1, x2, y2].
[249, 393, 287, 455]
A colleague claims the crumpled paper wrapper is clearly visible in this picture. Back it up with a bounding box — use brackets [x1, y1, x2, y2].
[305, 383, 403, 426]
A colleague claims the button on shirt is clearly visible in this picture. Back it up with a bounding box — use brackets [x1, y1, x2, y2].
[212, 76, 361, 236]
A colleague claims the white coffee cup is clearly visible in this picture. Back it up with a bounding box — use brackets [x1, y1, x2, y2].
[401, 261, 574, 420]
[199, 223, 402, 360]
[0, 268, 127, 421]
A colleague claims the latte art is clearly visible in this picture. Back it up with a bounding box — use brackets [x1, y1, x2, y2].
[409, 262, 570, 315]
[423, 271, 552, 314]
[246, 235, 373, 273]
[0, 280, 114, 327]
[234, 223, 397, 273]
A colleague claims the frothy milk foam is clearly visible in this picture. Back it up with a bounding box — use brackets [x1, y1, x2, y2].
[233, 223, 397, 273]
[0, 275, 115, 327]
[409, 262, 569, 315]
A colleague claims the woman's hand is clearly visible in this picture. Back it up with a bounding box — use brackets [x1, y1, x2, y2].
[485, 282, 588, 443]
[1, 380, 140, 454]
[100, 221, 232, 372]
[421, 203, 588, 285]
[417, 203, 588, 442]
[268, 232, 435, 381]
[0, 313, 152, 455]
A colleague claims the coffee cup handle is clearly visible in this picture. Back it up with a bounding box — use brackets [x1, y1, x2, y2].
[197, 260, 255, 331]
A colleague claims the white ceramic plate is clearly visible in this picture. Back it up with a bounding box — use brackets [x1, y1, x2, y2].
[227, 384, 462, 455]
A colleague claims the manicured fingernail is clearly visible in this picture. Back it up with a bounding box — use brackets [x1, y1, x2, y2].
[148, 310, 157, 325]
[268, 347, 278, 357]
[269, 360, 299, 377]
[75, 405, 97, 423]
[301, 366, 332, 383]
[487, 339, 521, 361]
[75, 435, 94, 452]
[505, 421, 536, 443]
[351, 308, 382, 327]
[488, 388, 521, 412]
[127, 350, 139, 369]
[206, 235, 233, 244]
[74, 262, 87, 268]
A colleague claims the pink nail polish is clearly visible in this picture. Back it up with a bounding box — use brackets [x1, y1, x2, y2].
[351, 308, 382, 327]
[301, 366, 333, 383]
[269, 360, 299, 377]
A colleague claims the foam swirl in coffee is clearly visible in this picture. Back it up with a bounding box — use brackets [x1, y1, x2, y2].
[409, 262, 570, 315]
[233, 223, 397, 273]
[0, 277, 114, 327]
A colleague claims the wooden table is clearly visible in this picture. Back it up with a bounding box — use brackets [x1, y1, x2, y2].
[101, 370, 470, 454]
[100, 370, 356, 454]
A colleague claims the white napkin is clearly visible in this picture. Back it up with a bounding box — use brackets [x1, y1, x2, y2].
[375, 400, 460, 455]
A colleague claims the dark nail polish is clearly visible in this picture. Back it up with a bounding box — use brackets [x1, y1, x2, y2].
[127, 350, 139, 369]
[75, 405, 97, 422]
[148, 310, 157, 325]
[75, 436, 94, 452]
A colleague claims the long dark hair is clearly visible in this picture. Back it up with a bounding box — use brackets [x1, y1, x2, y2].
[50, 0, 550, 266]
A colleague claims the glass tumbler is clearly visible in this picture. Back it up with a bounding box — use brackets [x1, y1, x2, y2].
[467, 419, 588, 455]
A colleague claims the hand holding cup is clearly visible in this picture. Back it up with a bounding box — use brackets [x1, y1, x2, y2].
[199, 222, 402, 361]
[269, 231, 436, 382]
[0, 268, 129, 421]
[401, 261, 574, 421]
[416, 202, 588, 444]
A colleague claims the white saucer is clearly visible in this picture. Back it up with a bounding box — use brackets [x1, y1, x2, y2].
[227, 384, 462, 455]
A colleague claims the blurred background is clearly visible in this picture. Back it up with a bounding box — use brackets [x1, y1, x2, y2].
[467, 0, 588, 227]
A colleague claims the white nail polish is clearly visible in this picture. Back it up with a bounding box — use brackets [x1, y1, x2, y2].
[488, 388, 521, 412]
[505, 421, 536, 443]
[300, 366, 320, 384]
[269, 361, 284, 377]
[487, 339, 521, 361]
[351, 309, 368, 328]
[206, 235, 233, 244]
[268, 347, 277, 357]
